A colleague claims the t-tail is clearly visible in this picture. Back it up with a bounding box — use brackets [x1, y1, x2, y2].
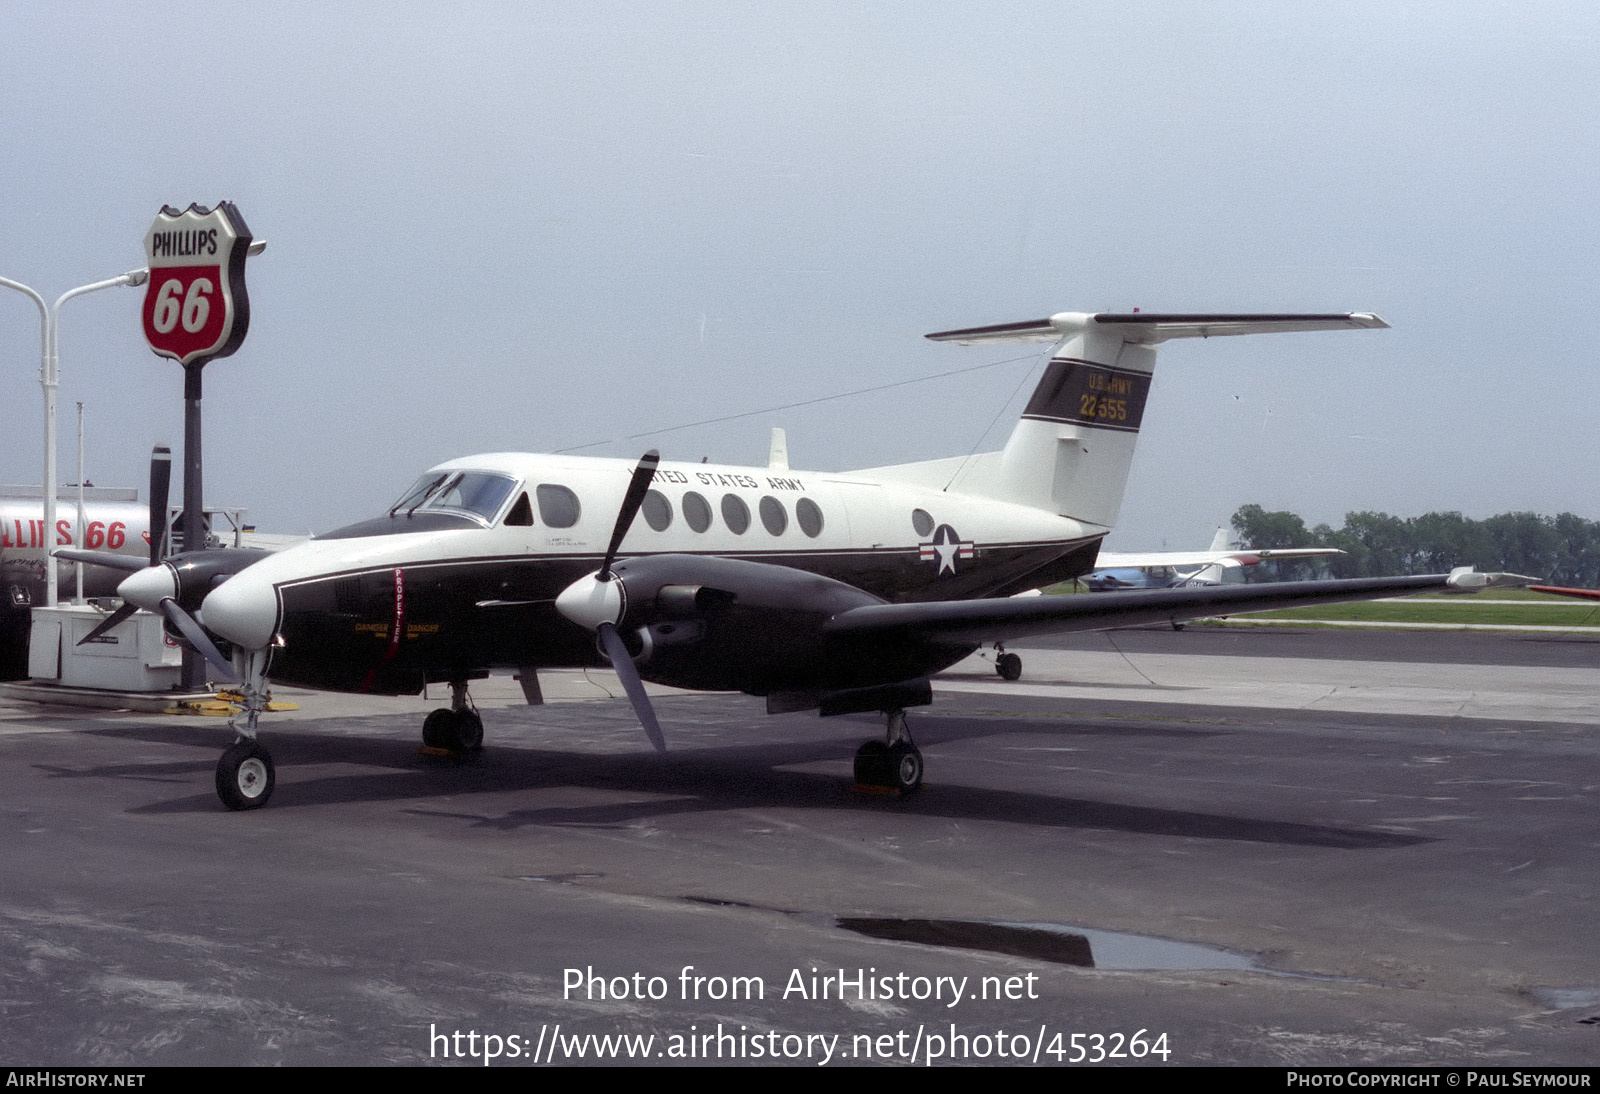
[865, 312, 1386, 532]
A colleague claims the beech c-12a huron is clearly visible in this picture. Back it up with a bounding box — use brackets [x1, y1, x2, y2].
[61, 310, 1528, 809]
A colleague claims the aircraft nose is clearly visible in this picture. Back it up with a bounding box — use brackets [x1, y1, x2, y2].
[200, 572, 279, 652]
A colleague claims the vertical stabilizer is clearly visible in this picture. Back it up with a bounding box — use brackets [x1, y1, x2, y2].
[924, 312, 1386, 529]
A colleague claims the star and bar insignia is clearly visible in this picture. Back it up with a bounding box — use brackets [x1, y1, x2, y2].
[919, 524, 975, 574]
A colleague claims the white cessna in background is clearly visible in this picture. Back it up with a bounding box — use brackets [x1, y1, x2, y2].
[65, 309, 1527, 809]
[1088, 527, 1344, 590]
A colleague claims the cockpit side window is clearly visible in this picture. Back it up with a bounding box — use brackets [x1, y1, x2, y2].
[504, 492, 534, 527]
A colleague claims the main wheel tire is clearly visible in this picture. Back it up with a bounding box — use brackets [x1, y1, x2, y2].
[453, 708, 484, 751]
[996, 652, 1023, 681]
[422, 708, 454, 748]
[854, 740, 891, 786]
[216, 740, 275, 810]
[888, 741, 923, 793]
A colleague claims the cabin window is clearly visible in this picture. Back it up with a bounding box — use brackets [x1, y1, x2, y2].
[536, 484, 582, 528]
[796, 497, 824, 538]
[642, 490, 672, 531]
[683, 491, 712, 533]
[759, 496, 787, 536]
[720, 494, 750, 535]
[504, 492, 534, 527]
[912, 508, 934, 536]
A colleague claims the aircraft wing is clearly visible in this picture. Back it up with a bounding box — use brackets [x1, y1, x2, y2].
[824, 570, 1531, 646]
[1095, 547, 1343, 570]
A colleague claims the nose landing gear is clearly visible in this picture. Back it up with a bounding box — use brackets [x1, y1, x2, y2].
[217, 649, 275, 810]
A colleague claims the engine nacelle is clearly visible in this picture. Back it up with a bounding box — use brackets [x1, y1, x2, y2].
[605, 554, 897, 693]
[165, 548, 269, 613]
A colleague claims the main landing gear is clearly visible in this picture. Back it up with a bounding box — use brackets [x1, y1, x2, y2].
[421, 680, 484, 753]
[853, 708, 924, 794]
[217, 649, 275, 811]
[994, 643, 1022, 681]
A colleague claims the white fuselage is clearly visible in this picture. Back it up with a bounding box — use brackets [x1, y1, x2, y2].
[198, 452, 1102, 690]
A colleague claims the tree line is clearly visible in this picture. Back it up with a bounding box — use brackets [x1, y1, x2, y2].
[1229, 504, 1600, 585]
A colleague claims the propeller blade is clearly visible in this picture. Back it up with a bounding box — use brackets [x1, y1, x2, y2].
[76, 603, 137, 646]
[597, 621, 666, 752]
[157, 599, 237, 682]
[149, 444, 171, 566]
[599, 450, 660, 581]
[53, 548, 146, 574]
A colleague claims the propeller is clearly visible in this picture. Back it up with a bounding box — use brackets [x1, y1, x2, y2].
[55, 444, 174, 580]
[74, 601, 137, 646]
[62, 443, 171, 646]
[56, 443, 240, 680]
[148, 443, 170, 566]
[154, 597, 236, 681]
[554, 451, 666, 751]
[115, 563, 238, 681]
[600, 449, 659, 582]
[597, 618, 666, 752]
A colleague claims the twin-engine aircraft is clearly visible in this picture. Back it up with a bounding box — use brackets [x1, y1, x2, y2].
[64, 310, 1525, 810]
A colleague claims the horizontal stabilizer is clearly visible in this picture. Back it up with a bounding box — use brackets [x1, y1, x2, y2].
[926, 312, 1387, 345]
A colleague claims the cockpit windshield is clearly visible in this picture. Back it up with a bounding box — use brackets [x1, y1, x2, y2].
[386, 470, 518, 523]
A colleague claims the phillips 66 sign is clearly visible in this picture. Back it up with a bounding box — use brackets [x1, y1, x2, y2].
[141, 202, 253, 367]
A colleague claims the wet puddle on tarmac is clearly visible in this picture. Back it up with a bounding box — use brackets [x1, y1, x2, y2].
[684, 896, 1271, 974]
[836, 917, 1258, 972]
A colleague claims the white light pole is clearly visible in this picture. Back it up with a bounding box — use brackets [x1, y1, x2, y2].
[2, 268, 148, 608]
[75, 401, 86, 605]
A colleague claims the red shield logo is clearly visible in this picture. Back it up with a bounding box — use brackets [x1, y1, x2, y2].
[142, 203, 252, 367]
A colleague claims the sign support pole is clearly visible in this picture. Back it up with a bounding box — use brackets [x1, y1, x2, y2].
[181, 363, 205, 687]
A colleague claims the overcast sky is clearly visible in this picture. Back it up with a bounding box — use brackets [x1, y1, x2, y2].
[2, 2, 1595, 548]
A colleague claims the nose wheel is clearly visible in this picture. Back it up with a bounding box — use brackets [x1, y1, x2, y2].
[216, 738, 275, 810]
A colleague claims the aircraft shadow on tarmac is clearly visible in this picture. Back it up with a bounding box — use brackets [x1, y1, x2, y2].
[53, 702, 1428, 850]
